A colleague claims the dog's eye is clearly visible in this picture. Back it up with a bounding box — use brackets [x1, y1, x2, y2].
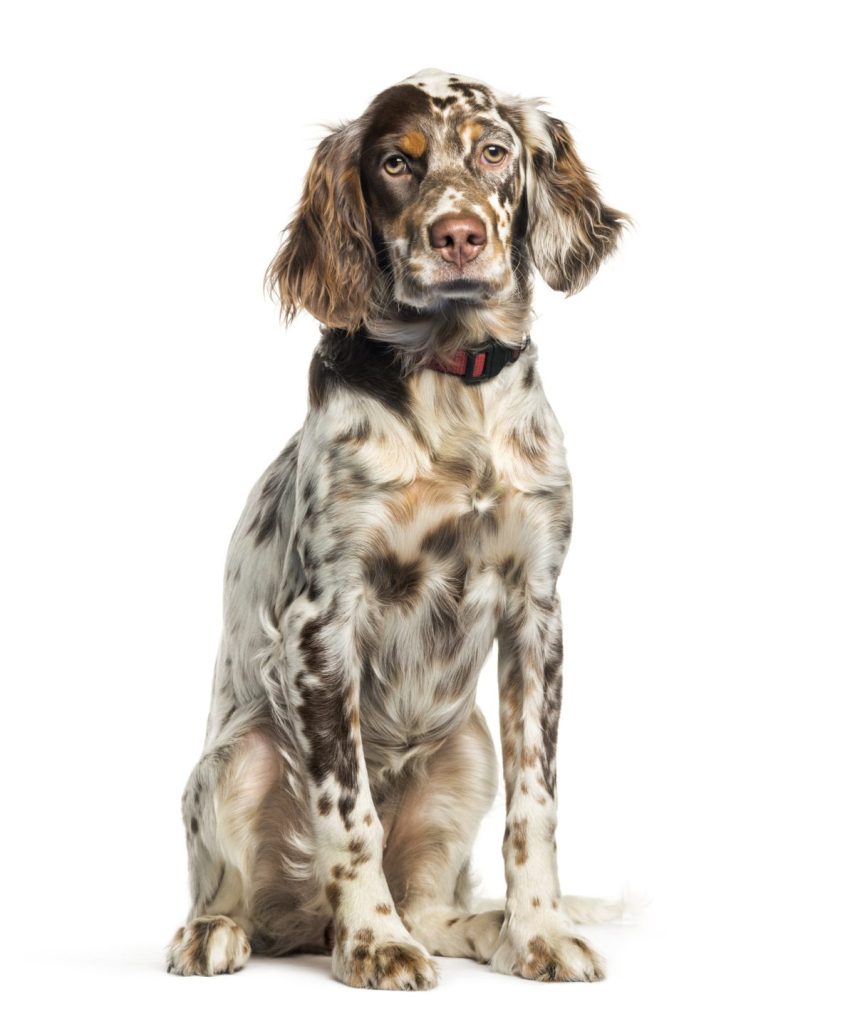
[481, 144, 508, 166]
[383, 155, 411, 177]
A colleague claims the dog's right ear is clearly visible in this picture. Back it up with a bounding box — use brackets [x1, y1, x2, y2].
[265, 120, 376, 334]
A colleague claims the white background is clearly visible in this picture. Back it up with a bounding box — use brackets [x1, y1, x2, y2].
[2, 1, 853, 1021]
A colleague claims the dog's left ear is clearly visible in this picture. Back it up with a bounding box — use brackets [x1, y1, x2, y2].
[510, 99, 629, 295]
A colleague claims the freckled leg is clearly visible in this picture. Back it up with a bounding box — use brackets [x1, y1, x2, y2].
[282, 592, 439, 990]
[380, 707, 506, 963]
[490, 592, 605, 982]
[167, 728, 289, 974]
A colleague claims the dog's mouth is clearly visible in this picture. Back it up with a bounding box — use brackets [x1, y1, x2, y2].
[398, 274, 499, 311]
[396, 256, 511, 308]
[431, 277, 493, 297]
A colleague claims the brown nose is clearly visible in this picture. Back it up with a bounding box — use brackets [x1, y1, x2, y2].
[429, 215, 487, 267]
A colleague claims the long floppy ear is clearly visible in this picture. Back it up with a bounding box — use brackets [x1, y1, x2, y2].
[265, 120, 376, 333]
[512, 99, 629, 295]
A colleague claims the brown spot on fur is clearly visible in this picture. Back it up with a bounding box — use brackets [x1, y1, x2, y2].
[332, 863, 358, 881]
[375, 903, 392, 915]
[296, 599, 359, 791]
[525, 936, 558, 981]
[338, 790, 356, 827]
[437, 451, 478, 487]
[421, 518, 460, 558]
[510, 818, 529, 866]
[431, 94, 456, 111]
[498, 556, 525, 585]
[399, 130, 427, 158]
[326, 882, 342, 910]
[317, 793, 333, 815]
[364, 550, 423, 607]
[459, 120, 484, 144]
[532, 896, 541, 908]
[508, 422, 548, 466]
[245, 439, 299, 547]
[540, 629, 563, 798]
[521, 746, 538, 769]
[335, 419, 370, 445]
[348, 837, 371, 866]
[355, 927, 375, 943]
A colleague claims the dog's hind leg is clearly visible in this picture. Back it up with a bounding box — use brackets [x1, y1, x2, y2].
[166, 725, 308, 975]
[380, 706, 508, 963]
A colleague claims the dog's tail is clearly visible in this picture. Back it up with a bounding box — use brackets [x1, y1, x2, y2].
[471, 889, 644, 924]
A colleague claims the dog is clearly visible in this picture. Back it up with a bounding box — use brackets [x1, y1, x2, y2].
[166, 67, 628, 988]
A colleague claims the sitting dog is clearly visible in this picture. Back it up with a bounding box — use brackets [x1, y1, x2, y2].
[167, 67, 628, 988]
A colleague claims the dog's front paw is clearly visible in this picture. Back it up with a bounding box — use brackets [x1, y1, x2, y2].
[332, 925, 439, 990]
[166, 915, 251, 976]
[489, 921, 604, 982]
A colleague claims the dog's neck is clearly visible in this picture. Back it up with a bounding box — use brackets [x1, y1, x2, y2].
[362, 293, 534, 371]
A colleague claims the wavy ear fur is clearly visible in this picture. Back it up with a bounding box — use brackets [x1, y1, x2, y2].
[266, 120, 376, 333]
[511, 99, 629, 295]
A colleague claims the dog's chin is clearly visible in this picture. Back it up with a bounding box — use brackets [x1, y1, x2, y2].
[395, 274, 503, 312]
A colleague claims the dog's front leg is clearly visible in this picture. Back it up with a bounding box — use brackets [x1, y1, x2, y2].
[489, 589, 605, 982]
[282, 588, 439, 990]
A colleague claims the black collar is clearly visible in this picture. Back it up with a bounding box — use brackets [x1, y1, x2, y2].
[425, 335, 530, 384]
[324, 327, 531, 385]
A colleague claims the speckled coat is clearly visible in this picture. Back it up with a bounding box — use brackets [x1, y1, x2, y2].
[167, 67, 628, 988]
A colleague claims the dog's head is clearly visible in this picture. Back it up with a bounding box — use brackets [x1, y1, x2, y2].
[267, 69, 627, 345]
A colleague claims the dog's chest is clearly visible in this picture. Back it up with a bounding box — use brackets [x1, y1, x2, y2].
[358, 414, 571, 775]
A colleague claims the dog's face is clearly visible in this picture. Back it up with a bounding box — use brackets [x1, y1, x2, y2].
[358, 70, 527, 309]
[268, 69, 626, 337]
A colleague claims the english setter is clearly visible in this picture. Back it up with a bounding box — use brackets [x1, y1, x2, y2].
[167, 67, 628, 988]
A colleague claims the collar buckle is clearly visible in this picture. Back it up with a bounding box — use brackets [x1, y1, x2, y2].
[461, 335, 530, 384]
[463, 345, 493, 384]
